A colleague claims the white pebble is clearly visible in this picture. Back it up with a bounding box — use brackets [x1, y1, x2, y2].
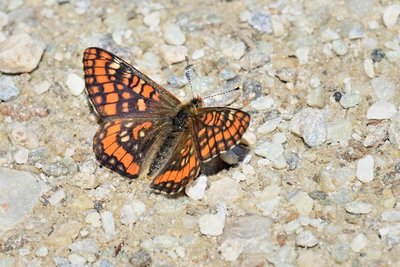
[242, 131, 256, 145]
[48, 189, 66, 206]
[143, 11, 160, 29]
[163, 23, 185, 45]
[85, 211, 101, 227]
[350, 233, 368, 252]
[381, 210, 400, 222]
[254, 141, 287, 169]
[383, 5, 400, 28]
[33, 80, 51, 95]
[185, 175, 207, 200]
[232, 171, 247, 182]
[242, 164, 255, 175]
[296, 47, 310, 65]
[345, 201, 373, 214]
[371, 77, 395, 100]
[364, 58, 375, 78]
[66, 73, 85, 96]
[68, 253, 86, 265]
[101, 211, 115, 236]
[198, 205, 226, 236]
[332, 40, 348, 56]
[120, 200, 146, 226]
[321, 28, 339, 42]
[13, 147, 29, 164]
[207, 177, 243, 204]
[367, 100, 397, 119]
[356, 155, 374, 183]
[289, 108, 327, 147]
[192, 49, 205, 60]
[257, 117, 282, 134]
[250, 96, 276, 111]
[159, 45, 187, 64]
[296, 230, 318, 247]
[35, 246, 48, 257]
[340, 92, 362, 108]
[219, 239, 243, 261]
[290, 192, 314, 216]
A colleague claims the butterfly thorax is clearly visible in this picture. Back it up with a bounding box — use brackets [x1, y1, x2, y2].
[172, 97, 204, 132]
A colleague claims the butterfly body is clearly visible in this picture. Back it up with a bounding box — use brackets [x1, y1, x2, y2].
[83, 47, 250, 194]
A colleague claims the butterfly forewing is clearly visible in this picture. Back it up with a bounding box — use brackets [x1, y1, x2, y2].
[93, 118, 167, 179]
[83, 47, 180, 118]
[193, 107, 250, 161]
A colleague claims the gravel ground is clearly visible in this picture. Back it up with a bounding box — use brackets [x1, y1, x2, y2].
[1, 0, 400, 266]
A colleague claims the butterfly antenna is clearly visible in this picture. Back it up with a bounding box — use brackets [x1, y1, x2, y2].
[185, 56, 194, 98]
[203, 87, 240, 99]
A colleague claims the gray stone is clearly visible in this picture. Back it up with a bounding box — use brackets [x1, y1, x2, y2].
[0, 75, 20, 101]
[248, 13, 272, 34]
[0, 168, 47, 236]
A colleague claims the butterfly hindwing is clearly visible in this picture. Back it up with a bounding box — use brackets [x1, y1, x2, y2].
[151, 131, 201, 194]
[193, 107, 251, 161]
[83, 47, 180, 118]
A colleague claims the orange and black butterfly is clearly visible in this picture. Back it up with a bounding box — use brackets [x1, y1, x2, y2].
[82, 47, 250, 194]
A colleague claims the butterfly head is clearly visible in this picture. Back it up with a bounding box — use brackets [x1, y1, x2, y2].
[191, 96, 204, 108]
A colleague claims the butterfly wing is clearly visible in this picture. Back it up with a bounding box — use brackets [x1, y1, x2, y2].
[83, 47, 180, 118]
[151, 131, 201, 194]
[193, 107, 250, 161]
[93, 118, 167, 179]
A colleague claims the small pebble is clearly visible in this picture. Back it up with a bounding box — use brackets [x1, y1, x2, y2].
[296, 230, 318, 247]
[220, 36, 245, 60]
[198, 205, 226, 236]
[231, 171, 246, 182]
[345, 201, 373, 214]
[48, 189, 66, 206]
[143, 11, 160, 29]
[364, 58, 375, 78]
[371, 77, 395, 100]
[321, 28, 339, 42]
[381, 210, 400, 222]
[296, 47, 310, 65]
[250, 96, 276, 111]
[326, 120, 352, 144]
[350, 233, 368, 252]
[383, 5, 400, 28]
[331, 243, 350, 264]
[101, 211, 115, 237]
[290, 192, 314, 216]
[248, 12, 272, 34]
[33, 80, 51, 95]
[185, 175, 207, 200]
[254, 141, 287, 169]
[371, 48, 385, 63]
[356, 155, 374, 183]
[74, 0, 90, 15]
[207, 177, 242, 204]
[367, 100, 397, 120]
[35, 246, 48, 257]
[220, 150, 239, 165]
[257, 117, 282, 134]
[333, 40, 348, 56]
[333, 91, 342, 102]
[0, 33, 45, 73]
[69, 238, 100, 254]
[159, 45, 187, 64]
[306, 87, 326, 108]
[68, 253, 86, 265]
[192, 49, 205, 60]
[120, 200, 146, 225]
[85, 211, 101, 227]
[130, 249, 152, 266]
[0, 76, 20, 101]
[13, 147, 29, 164]
[66, 73, 85, 96]
[340, 92, 362, 108]
[289, 108, 327, 147]
[219, 239, 243, 261]
[163, 23, 185, 45]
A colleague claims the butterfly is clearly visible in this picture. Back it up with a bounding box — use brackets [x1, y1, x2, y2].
[82, 47, 251, 194]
